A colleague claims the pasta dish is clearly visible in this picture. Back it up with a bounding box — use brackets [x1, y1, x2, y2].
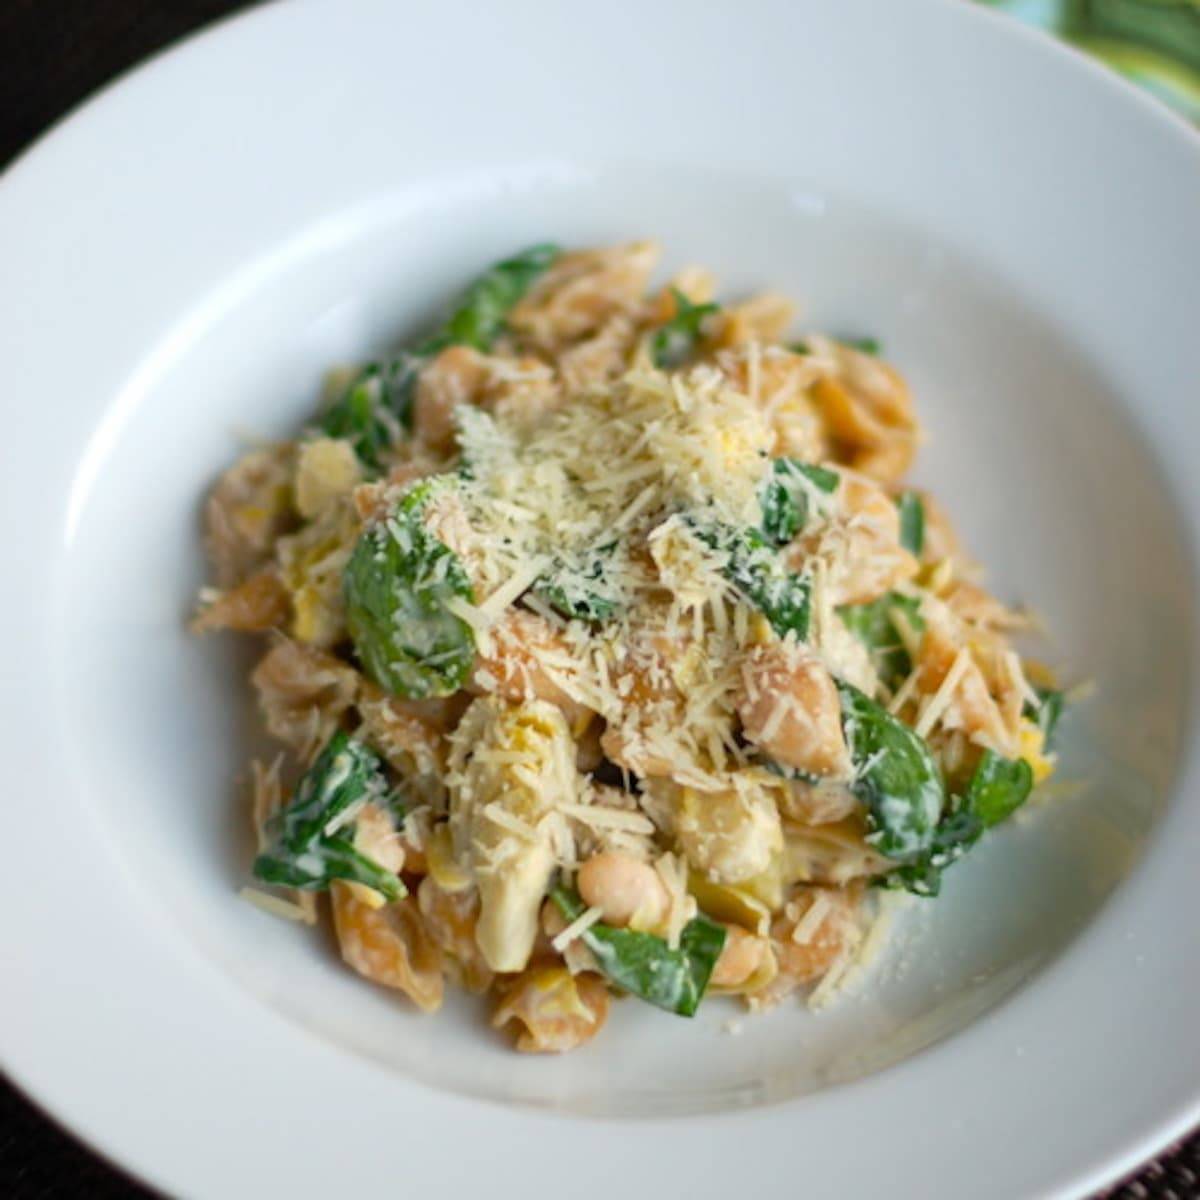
[194, 241, 1066, 1052]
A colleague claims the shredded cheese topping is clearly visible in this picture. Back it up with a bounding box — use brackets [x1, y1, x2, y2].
[198, 238, 1069, 1052]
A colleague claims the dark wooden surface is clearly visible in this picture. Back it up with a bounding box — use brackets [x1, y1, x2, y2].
[0, 2, 1195, 1196]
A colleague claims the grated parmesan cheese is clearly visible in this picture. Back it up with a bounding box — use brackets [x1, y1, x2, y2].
[550, 904, 605, 953]
[915, 647, 972, 739]
[239, 886, 317, 925]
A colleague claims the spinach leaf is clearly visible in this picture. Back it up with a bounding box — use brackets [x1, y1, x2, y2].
[551, 886, 726, 1017]
[760, 458, 839, 545]
[882, 799, 983, 897]
[836, 680, 943, 859]
[895, 490, 925, 556]
[320, 245, 558, 468]
[651, 289, 720, 368]
[839, 592, 925, 690]
[881, 749, 1032, 897]
[436, 243, 560, 353]
[1024, 685, 1065, 751]
[252, 731, 404, 901]
[344, 478, 476, 699]
[254, 834, 405, 900]
[692, 517, 811, 639]
[788, 336, 880, 357]
[270, 730, 386, 850]
[969, 749, 1034, 828]
[534, 542, 621, 622]
[320, 361, 414, 471]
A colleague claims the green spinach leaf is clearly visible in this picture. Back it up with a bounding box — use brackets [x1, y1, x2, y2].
[321, 245, 558, 467]
[436, 242, 560, 353]
[882, 799, 983, 897]
[760, 458, 839, 545]
[651, 289, 720, 368]
[254, 835, 405, 900]
[320, 361, 415, 471]
[881, 748, 1032, 897]
[551, 886, 726, 1017]
[271, 731, 386, 851]
[534, 542, 621, 622]
[969, 749, 1034, 829]
[1024, 685, 1066, 751]
[252, 731, 405, 901]
[692, 517, 811, 639]
[344, 478, 476, 699]
[895, 490, 925, 556]
[838, 592, 925, 689]
[836, 680, 944, 859]
[789, 335, 881, 357]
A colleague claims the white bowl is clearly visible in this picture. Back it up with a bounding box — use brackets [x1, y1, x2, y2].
[1, 1, 1198, 1196]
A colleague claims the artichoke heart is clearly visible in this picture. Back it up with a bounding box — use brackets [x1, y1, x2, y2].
[447, 696, 580, 972]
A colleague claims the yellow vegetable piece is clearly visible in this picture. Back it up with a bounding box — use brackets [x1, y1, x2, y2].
[492, 966, 609, 1054]
[782, 818, 891, 887]
[673, 782, 783, 886]
[1019, 718, 1056, 785]
[277, 501, 358, 647]
[687, 871, 773, 936]
[426, 823, 474, 894]
[295, 437, 362, 519]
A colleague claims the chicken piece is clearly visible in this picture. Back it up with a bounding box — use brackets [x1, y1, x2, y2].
[720, 344, 830, 461]
[412, 346, 490, 454]
[351, 449, 444, 523]
[556, 314, 639, 391]
[356, 679, 465, 804]
[598, 621, 707, 781]
[773, 777, 859, 826]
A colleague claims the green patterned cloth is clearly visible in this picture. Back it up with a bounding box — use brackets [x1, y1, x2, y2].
[978, 0, 1200, 121]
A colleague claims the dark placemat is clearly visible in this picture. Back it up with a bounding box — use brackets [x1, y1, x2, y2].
[0, 2, 1195, 1197]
